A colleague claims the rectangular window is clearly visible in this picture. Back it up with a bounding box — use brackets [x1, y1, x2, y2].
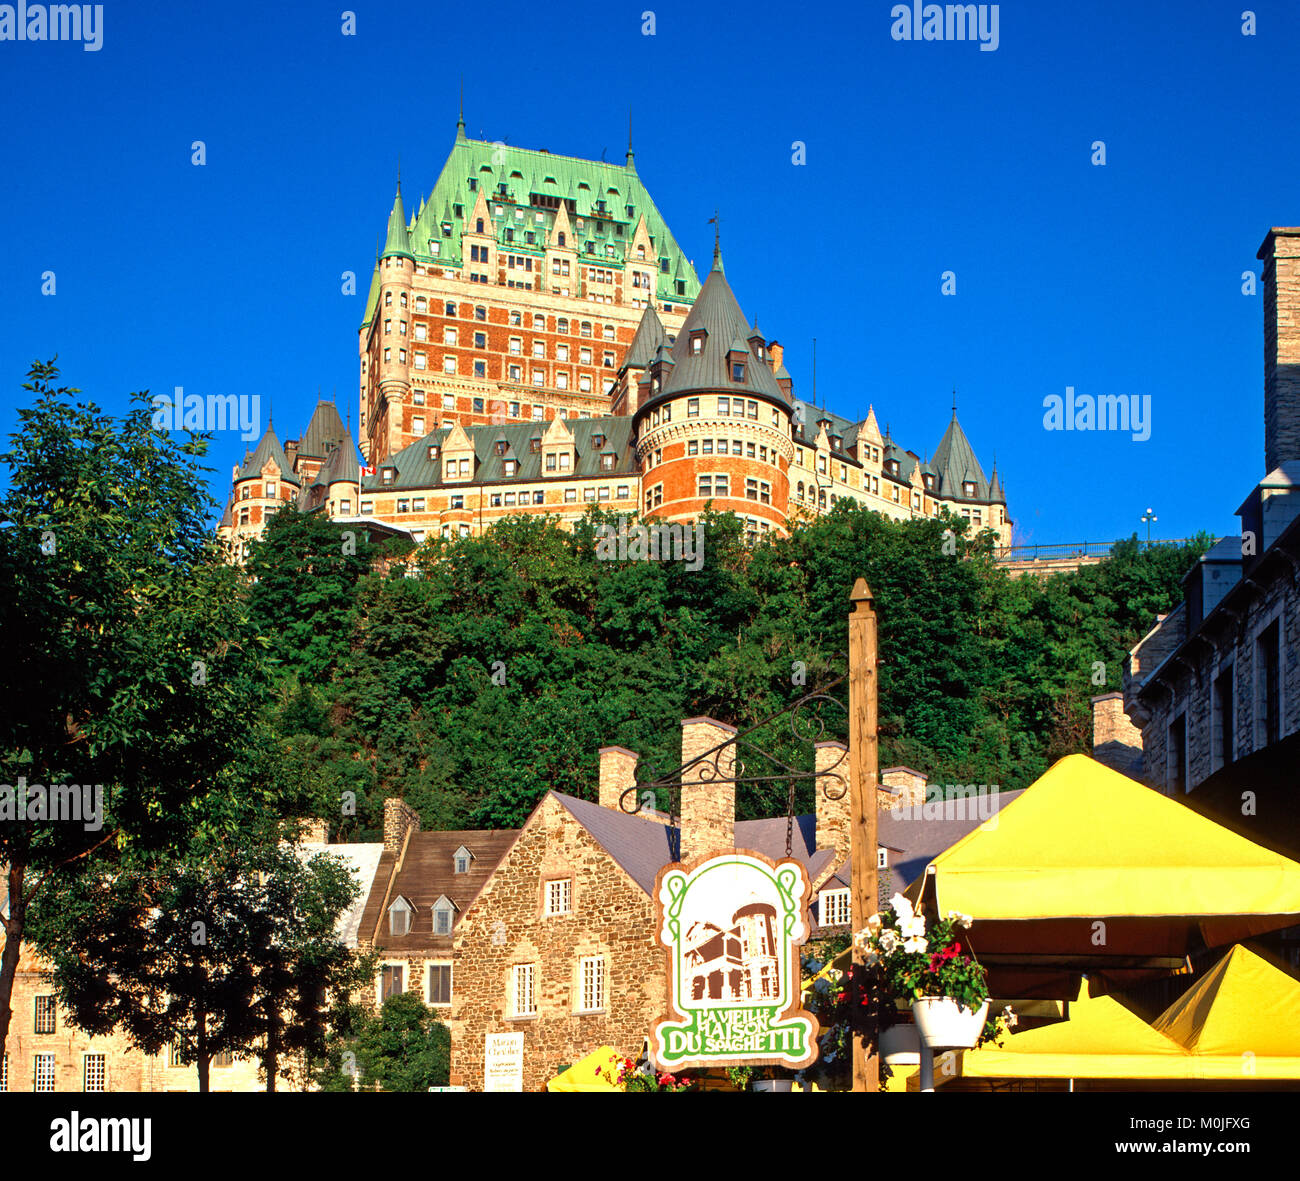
[687, 439, 698, 456]
[1256, 621, 1281, 750]
[1167, 713, 1187, 795]
[34, 1053, 55, 1093]
[820, 889, 851, 927]
[0, 1053, 6, 1092]
[380, 964, 404, 1002]
[579, 956, 606, 1013]
[513, 964, 536, 1017]
[1213, 665, 1234, 772]
[746, 477, 759, 501]
[34, 996, 56, 1035]
[564, 488, 577, 503]
[443, 356, 456, 374]
[546, 878, 572, 916]
[444, 327, 457, 345]
[428, 964, 453, 1007]
[412, 416, 425, 435]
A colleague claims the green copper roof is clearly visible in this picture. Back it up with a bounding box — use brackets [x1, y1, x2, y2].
[383, 185, 414, 261]
[237, 426, 300, 487]
[622, 304, 666, 371]
[361, 261, 381, 329]
[403, 131, 701, 305]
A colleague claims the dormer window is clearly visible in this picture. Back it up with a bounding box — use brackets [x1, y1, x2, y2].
[432, 895, 456, 937]
[495, 440, 508, 456]
[591, 433, 605, 448]
[382, 467, 396, 484]
[690, 331, 705, 356]
[731, 360, 745, 381]
[428, 445, 440, 460]
[388, 897, 414, 937]
[453, 846, 473, 874]
[963, 481, 977, 497]
[504, 459, 518, 476]
[529, 436, 541, 453]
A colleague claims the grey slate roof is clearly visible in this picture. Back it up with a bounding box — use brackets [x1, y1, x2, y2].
[311, 424, 362, 489]
[791, 399, 860, 457]
[932, 412, 991, 502]
[657, 259, 789, 406]
[361, 415, 636, 492]
[297, 400, 349, 461]
[622, 304, 665, 371]
[237, 426, 299, 486]
[554, 793, 837, 897]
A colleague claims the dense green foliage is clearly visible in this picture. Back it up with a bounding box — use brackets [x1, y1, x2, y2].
[248, 503, 1210, 836]
[313, 992, 451, 1092]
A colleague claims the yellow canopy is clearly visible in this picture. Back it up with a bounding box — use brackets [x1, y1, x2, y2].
[1152, 944, 1300, 1080]
[909, 755, 1300, 921]
[546, 1046, 627, 1092]
[902, 755, 1300, 997]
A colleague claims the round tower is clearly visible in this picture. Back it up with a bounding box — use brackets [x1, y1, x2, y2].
[376, 182, 415, 462]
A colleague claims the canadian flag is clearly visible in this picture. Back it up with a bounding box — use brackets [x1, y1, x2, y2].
[360, 464, 374, 477]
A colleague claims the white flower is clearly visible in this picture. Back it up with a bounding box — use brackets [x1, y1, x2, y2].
[890, 893, 914, 921]
[878, 929, 899, 953]
[900, 915, 926, 939]
[1003, 1005, 1018, 1028]
[902, 936, 928, 954]
[945, 910, 974, 929]
[865, 913, 884, 936]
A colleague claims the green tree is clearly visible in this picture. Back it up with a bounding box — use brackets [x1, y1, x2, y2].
[0, 361, 262, 1059]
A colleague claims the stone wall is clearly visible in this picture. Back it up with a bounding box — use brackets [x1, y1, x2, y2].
[448, 795, 664, 1091]
[679, 717, 736, 862]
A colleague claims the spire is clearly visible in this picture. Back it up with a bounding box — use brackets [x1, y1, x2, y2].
[952, 386, 958, 419]
[708, 210, 723, 273]
[625, 106, 635, 170]
[456, 77, 466, 140]
[382, 181, 414, 260]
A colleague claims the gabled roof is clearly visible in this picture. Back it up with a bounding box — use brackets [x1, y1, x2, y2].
[656, 262, 788, 406]
[295, 841, 386, 948]
[403, 131, 700, 305]
[360, 827, 519, 952]
[362, 415, 637, 491]
[237, 426, 299, 486]
[932, 411, 992, 502]
[552, 793, 836, 897]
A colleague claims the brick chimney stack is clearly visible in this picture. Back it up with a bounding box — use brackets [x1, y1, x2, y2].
[1258, 227, 1300, 473]
[598, 745, 639, 812]
[814, 741, 850, 867]
[679, 717, 736, 862]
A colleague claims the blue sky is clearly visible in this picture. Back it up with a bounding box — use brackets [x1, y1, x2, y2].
[1, 0, 1295, 545]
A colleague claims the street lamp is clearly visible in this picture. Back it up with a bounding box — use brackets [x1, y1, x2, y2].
[1141, 507, 1157, 548]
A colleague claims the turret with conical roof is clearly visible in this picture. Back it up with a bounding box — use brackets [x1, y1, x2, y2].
[932, 408, 991, 502]
[382, 183, 415, 261]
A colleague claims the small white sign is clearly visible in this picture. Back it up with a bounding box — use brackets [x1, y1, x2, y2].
[484, 1032, 524, 1092]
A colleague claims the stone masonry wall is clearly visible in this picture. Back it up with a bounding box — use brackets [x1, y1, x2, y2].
[448, 795, 664, 1091]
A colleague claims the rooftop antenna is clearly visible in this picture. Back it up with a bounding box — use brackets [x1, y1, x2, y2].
[457, 76, 465, 134]
[952, 386, 957, 419]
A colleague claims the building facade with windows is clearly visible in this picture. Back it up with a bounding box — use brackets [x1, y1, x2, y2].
[1125, 226, 1300, 796]
[220, 125, 1011, 556]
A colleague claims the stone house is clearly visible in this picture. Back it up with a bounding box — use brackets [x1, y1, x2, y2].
[1125, 227, 1300, 796]
[443, 718, 854, 1091]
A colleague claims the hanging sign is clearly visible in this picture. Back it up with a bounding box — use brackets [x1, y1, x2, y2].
[650, 850, 819, 1071]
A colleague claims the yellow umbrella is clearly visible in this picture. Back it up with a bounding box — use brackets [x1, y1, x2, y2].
[546, 1046, 627, 1092]
[905, 755, 1300, 997]
[1152, 944, 1300, 1080]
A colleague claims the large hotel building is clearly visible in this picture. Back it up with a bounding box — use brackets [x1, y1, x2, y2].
[219, 120, 1010, 554]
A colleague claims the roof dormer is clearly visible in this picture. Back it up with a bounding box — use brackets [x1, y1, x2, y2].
[453, 846, 474, 874]
[431, 894, 458, 937]
[388, 896, 416, 937]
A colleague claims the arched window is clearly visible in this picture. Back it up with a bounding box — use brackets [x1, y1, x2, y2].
[797, 482, 805, 501]
[819, 490, 827, 508]
[557, 232, 566, 247]
[476, 218, 484, 233]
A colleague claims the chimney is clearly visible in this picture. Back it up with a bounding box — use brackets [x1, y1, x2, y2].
[1090, 692, 1144, 778]
[679, 717, 736, 862]
[599, 745, 639, 812]
[814, 741, 850, 866]
[296, 818, 329, 844]
[879, 766, 927, 811]
[1258, 227, 1300, 473]
[768, 340, 784, 373]
[382, 797, 420, 854]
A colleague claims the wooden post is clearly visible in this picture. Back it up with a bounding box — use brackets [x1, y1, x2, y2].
[849, 577, 879, 1092]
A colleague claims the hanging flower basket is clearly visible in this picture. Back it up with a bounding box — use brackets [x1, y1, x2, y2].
[912, 996, 990, 1050]
[879, 1021, 922, 1065]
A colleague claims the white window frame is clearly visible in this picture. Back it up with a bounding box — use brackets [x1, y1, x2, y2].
[513, 963, 537, 1017]
[577, 955, 606, 1014]
[819, 887, 851, 927]
[34, 1053, 56, 1092]
[426, 962, 453, 1008]
[83, 1052, 106, 1092]
[545, 877, 572, 916]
